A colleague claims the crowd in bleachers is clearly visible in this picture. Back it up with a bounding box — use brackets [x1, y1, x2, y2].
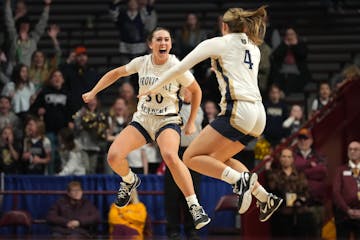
[1, 0, 360, 239]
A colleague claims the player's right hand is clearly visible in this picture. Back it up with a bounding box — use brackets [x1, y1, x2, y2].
[82, 91, 96, 103]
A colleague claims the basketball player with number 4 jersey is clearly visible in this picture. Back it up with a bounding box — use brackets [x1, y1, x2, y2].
[142, 6, 283, 222]
[82, 27, 210, 230]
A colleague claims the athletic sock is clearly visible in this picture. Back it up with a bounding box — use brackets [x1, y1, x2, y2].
[186, 194, 199, 208]
[121, 169, 135, 184]
[221, 166, 242, 184]
[252, 185, 269, 203]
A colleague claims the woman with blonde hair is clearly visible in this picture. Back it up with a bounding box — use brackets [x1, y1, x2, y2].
[142, 6, 283, 221]
[108, 189, 147, 239]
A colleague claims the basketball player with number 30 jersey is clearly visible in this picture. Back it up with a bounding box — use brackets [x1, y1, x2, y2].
[82, 27, 210, 230]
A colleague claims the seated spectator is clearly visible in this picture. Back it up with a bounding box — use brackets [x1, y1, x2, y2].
[108, 189, 147, 240]
[283, 104, 304, 137]
[293, 128, 327, 237]
[270, 27, 311, 95]
[310, 81, 332, 118]
[21, 116, 51, 174]
[0, 95, 22, 140]
[47, 181, 101, 239]
[0, 126, 21, 174]
[263, 84, 288, 147]
[265, 148, 316, 238]
[333, 141, 360, 239]
[57, 128, 86, 176]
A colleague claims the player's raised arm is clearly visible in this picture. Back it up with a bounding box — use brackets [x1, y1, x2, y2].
[82, 65, 129, 103]
[141, 37, 222, 96]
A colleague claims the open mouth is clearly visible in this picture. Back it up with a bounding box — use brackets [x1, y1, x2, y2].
[159, 49, 167, 54]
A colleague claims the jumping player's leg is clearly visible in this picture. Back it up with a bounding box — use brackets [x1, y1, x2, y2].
[183, 125, 281, 217]
[107, 125, 147, 176]
[156, 127, 210, 229]
[183, 125, 246, 178]
[156, 128, 194, 196]
[108, 125, 147, 208]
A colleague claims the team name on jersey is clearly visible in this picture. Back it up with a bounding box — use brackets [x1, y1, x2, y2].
[140, 103, 168, 115]
[139, 76, 173, 92]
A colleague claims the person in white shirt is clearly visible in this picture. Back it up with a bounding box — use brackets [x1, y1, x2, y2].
[142, 6, 283, 222]
[82, 27, 210, 229]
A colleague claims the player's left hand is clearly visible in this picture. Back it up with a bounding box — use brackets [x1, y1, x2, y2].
[183, 122, 196, 135]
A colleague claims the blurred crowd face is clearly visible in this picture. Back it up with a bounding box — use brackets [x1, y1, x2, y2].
[67, 185, 83, 201]
[76, 53, 88, 67]
[25, 119, 38, 138]
[204, 101, 219, 118]
[19, 22, 30, 34]
[113, 98, 127, 116]
[269, 86, 281, 103]
[128, 0, 138, 11]
[285, 28, 298, 43]
[137, 0, 147, 8]
[290, 105, 303, 120]
[49, 70, 64, 90]
[280, 148, 294, 168]
[319, 83, 331, 100]
[297, 135, 313, 151]
[120, 83, 135, 101]
[1, 127, 14, 145]
[20, 65, 29, 82]
[33, 51, 46, 68]
[15, 1, 27, 16]
[0, 97, 11, 114]
[149, 29, 172, 64]
[348, 141, 360, 163]
[186, 13, 198, 29]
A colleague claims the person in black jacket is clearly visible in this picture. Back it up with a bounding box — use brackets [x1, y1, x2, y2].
[30, 69, 70, 174]
[60, 46, 98, 116]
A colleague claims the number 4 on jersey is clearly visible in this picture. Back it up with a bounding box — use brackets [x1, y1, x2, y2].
[244, 50, 253, 69]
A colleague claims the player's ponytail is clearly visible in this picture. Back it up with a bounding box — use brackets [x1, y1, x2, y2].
[223, 5, 267, 45]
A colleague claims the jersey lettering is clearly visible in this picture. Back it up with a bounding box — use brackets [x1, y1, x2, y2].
[244, 50, 254, 69]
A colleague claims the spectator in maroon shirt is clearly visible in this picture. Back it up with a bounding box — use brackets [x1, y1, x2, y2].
[333, 141, 360, 239]
[293, 128, 327, 237]
[46, 181, 101, 239]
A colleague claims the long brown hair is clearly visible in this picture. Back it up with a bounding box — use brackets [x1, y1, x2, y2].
[223, 5, 267, 45]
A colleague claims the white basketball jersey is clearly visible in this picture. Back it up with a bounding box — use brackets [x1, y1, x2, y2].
[156, 33, 262, 112]
[209, 33, 262, 114]
[126, 54, 194, 116]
